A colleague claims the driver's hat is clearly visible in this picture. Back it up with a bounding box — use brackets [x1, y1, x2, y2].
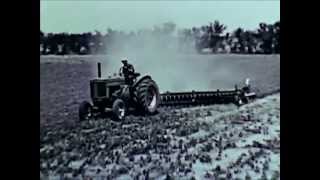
[121, 57, 128, 63]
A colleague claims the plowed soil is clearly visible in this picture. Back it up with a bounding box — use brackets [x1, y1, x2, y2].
[40, 54, 280, 179]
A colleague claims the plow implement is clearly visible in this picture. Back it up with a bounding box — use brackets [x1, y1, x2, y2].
[159, 79, 256, 107]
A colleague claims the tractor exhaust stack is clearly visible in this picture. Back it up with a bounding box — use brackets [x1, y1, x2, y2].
[97, 62, 101, 78]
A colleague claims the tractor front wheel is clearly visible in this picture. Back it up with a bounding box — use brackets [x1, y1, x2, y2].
[79, 101, 93, 121]
[112, 99, 127, 120]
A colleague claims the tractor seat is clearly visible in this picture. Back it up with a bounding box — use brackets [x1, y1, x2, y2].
[127, 73, 140, 79]
[133, 72, 140, 78]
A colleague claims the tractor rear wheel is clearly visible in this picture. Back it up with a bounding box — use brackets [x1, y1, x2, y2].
[134, 78, 160, 114]
[79, 101, 93, 121]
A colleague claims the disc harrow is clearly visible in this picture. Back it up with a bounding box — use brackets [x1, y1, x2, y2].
[159, 79, 256, 107]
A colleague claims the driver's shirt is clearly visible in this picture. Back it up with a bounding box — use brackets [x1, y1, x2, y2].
[120, 64, 135, 77]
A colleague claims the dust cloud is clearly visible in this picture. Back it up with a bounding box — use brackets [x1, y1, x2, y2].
[95, 28, 211, 93]
[91, 27, 279, 93]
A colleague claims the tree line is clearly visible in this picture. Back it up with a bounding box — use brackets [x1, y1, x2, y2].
[40, 20, 280, 55]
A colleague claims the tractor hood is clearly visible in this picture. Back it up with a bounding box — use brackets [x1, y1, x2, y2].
[93, 77, 125, 83]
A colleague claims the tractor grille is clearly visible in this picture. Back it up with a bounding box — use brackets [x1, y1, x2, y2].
[91, 81, 107, 98]
[96, 82, 107, 97]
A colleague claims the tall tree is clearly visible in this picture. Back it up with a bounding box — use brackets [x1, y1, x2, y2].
[40, 30, 45, 54]
[212, 20, 227, 35]
[208, 21, 227, 52]
[233, 28, 245, 53]
[258, 23, 274, 54]
[273, 21, 280, 53]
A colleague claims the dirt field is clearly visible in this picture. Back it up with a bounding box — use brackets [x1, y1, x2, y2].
[40, 54, 280, 179]
[40, 93, 280, 179]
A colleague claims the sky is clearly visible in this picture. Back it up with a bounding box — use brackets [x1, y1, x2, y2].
[40, 0, 280, 34]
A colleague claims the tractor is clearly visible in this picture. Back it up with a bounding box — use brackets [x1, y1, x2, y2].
[79, 62, 160, 121]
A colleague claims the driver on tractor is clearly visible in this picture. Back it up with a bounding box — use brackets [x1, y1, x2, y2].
[119, 58, 136, 85]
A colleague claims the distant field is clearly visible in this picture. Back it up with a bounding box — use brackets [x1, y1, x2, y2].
[40, 54, 280, 126]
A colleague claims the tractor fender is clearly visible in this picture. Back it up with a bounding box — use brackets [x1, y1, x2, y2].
[133, 75, 152, 89]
